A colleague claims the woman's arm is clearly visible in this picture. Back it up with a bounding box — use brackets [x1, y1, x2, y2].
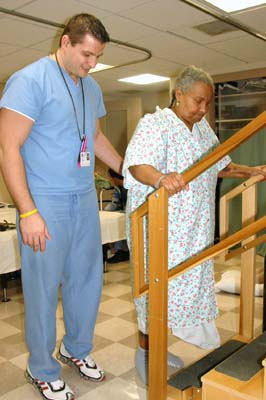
[129, 164, 188, 195]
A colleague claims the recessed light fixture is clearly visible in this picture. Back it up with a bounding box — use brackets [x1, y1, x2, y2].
[205, 0, 265, 12]
[118, 73, 170, 85]
[89, 63, 113, 73]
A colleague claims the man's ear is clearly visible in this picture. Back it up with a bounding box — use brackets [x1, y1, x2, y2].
[61, 35, 71, 49]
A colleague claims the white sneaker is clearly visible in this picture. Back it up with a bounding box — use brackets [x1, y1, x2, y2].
[57, 342, 105, 382]
[25, 367, 75, 400]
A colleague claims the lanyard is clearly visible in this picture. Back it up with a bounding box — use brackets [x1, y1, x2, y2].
[55, 52, 85, 142]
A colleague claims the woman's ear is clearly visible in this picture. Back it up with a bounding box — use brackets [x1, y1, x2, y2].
[175, 88, 182, 103]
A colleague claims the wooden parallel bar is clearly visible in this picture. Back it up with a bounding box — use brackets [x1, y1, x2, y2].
[148, 189, 168, 400]
[219, 194, 229, 241]
[135, 217, 266, 297]
[219, 175, 262, 260]
[239, 184, 257, 339]
[263, 359, 266, 400]
[168, 217, 265, 282]
[132, 213, 145, 297]
[132, 200, 148, 219]
[182, 112, 266, 185]
[222, 175, 262, 202]
[138, 218, 145, 291]
[225, 235, 266, 261]
[139, 283, 149, 296]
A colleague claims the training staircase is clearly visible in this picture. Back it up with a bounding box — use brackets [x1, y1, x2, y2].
[131, 112, 266, 400]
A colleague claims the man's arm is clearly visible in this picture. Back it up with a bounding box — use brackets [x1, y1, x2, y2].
[0, 108, 51, 252]
[94, 119, 123, 174]
[218, 162, 266, 180]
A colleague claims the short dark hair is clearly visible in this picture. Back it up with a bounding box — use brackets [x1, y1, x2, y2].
[60, 13, 110, 46]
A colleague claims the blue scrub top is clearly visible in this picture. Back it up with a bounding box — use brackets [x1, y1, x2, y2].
[0, 57, 106, 195]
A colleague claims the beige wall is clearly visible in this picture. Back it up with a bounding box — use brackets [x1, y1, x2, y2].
[140, 90, 169, 115]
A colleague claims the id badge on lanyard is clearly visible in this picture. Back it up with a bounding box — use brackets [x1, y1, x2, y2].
[78, 136, 90, 168]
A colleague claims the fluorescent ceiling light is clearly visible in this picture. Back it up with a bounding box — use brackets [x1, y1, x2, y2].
[118, 73, 170, 85]
[89, 63, 113, 73]
[204, 0, 265, 12]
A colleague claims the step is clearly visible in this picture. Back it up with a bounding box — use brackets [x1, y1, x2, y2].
[215, 332, 266, 381]
[168, 339, 246, 391]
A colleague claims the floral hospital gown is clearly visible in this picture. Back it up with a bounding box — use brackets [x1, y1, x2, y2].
[123, 107, 231, 334]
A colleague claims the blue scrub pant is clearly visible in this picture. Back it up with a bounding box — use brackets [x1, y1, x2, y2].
[18, 190, 103, 382]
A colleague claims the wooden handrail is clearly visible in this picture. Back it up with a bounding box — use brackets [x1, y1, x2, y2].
[134, 216, 266, 297]
[182, 111, 266, 184]
[221, 174, 263, 202]
[225, 234, 266, 261]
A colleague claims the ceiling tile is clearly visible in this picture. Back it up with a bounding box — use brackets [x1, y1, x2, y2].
[169, 24, 245, 45]
[212, 59, 266, 76]
[232, 5, 266, 33]
[101, 14, 159, 42]
[0, 42, 20, 57]
[207, 35, 266, 62]
[170, 45, 248, 72]
[101, 43, 146, 65]
[77, 0, 153, 13]
[127, 57, 183, 76]
[0, 0, 32, 8]
[132, 31, 197, 62]
[0, 16, 57, 47]
[119, 0, 213, 31]
[29, 35, 61, 54]
[17, 0, 109, 24]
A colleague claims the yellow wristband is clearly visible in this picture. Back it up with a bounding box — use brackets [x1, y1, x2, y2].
[20, 208, 38, 219]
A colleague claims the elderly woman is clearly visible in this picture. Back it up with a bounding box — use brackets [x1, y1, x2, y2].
[123, 65, 266, 384]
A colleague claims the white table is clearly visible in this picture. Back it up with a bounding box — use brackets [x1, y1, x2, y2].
[0, 207, 126, 276]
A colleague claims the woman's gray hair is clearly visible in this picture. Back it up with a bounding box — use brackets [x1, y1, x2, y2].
[169, 65, 214, 108]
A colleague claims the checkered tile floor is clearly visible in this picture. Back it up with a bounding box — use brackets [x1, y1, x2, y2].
[0, 255, 264, 399]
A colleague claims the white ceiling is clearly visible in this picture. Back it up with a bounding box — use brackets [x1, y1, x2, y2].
[0, 0, 266, 99]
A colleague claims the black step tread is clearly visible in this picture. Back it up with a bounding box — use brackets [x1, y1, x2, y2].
[215, 332, 266, 381]
[168, 339, 245, 390]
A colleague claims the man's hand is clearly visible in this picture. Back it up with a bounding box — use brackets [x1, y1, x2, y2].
[158, 172, 189, 196]
[19, 213, 51, 252]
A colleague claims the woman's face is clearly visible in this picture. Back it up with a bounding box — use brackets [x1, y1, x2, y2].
[175, 81, 213, 128]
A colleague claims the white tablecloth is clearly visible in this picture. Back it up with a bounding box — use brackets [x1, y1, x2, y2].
[0, 207, 126, 275]
[99, 211, 126, 244]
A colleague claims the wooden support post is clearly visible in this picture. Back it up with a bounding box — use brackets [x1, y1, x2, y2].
[148, 188, 168, 400]
[219, 195, 230, 260]
[131, 204, 147, 297]
[263, 359, 266, 400]
[239, 184, 257, 339]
